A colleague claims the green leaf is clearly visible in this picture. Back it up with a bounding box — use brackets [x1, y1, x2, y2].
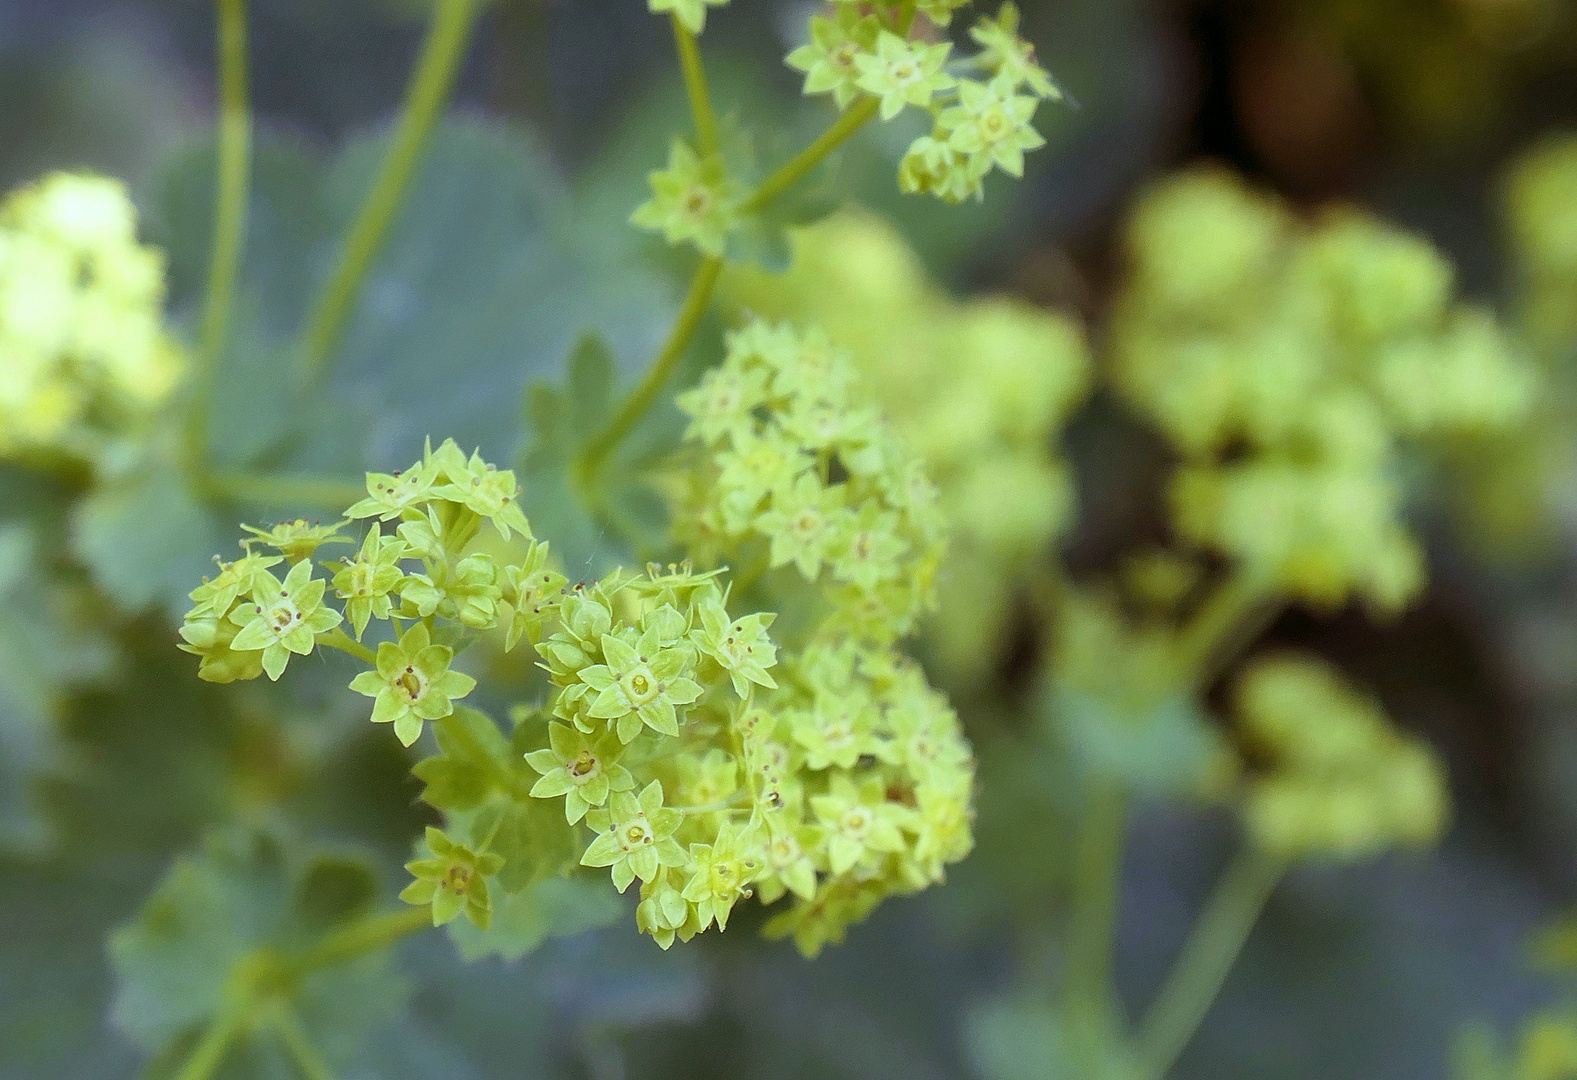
[71, 463, 223, 614]
[0, 523, 114, 854]
[414, 707, 580, 894]
[108, 829, 409, 1072]
[1044, 680, 1227, 796]
[150, 121, 674, 479]
[963, 992, 1081, 1080]
[412, 705, 517, 814]
[517, 333, 647, 577]
[446, 874, 623, 963]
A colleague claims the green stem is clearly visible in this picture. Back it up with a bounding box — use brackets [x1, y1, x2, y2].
[188, 0, 252, 472]
[273, 1005, 338, 1080]
[1133, 850, 1285, 1080]
[170, 1007, 244, 1080]
[672, 17, 718, 155]
[199, 471, 366, 511]
[1172, 568, 1279, 690]
[1063, 784, 1128, 1067]
[573, 255, 724, 489]
[573, 80, 879, 489]
[289, 906, 433, 977]
[742, 96, 879, 214]
[297, 0, 483, 382]
[317, 628, 377, 665]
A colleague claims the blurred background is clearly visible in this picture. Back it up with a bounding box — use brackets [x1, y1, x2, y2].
[4, 0, 1577, 1077]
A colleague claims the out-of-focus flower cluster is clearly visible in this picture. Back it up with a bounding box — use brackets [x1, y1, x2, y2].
[1113, 167, 1536, 614]
[726, 211, 1090, 684]
[1232, 653, 1448, 860]
[630, 0, 1060, 260]
[0, 173, 184, 462]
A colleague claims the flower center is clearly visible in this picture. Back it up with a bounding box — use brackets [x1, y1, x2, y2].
[623, 818, 652, 848]
[842, 808, 872, 836]
[684, 186, 712, 217]
[263, 599, 302, 636]
[568, 750, 600, 781]
[622, 666, 660, 705]
[398, 666, 426, 701]
[442, 864, 472, 895]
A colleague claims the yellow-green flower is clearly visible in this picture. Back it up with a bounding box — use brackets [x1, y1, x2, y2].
[682, 820, 760, 931]
[331, 525, 407, 639]
[430, 442, 533, 540]
[689, 593, 778, 697]
[899, 134, 987, 204]
[969, 2, 1061, 99]
[811, 774, 907, 875]
[786, 8, 881, 110]
[400, 827, 503, 929]
[676, 363, 769, 446]
[580, 627, 704, 743]
[854, 32, 956, 122]
[941, 75, 1045, 178]
[185, 550, 282, 619]
[630, 140, 746, 257]
[240, 518, 350, 564]
[349, 622, 477, 746]
[525, 722, 635, 824]
[501, 541, 567, 651]
[581, 780, 688, 892]
[753, 472, 848, 580]
[227, 559, 343, 680]
[344, 460, 441, 521]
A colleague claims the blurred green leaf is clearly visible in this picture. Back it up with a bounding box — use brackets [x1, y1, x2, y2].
[414, 706, 580, 894]
[71, 462, 223, 614]
[0, 523, 115, 854]
[447, 874, 623, 963]
[108, 829, 409, 1074]
[1044, 681, 1226, 797]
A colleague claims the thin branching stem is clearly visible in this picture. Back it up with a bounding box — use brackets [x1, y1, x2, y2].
[1134, 850, 1285, 1080]
[298, 0, 483, 383]
[672, 17, 719, 155]
[187, 0, 252, 472]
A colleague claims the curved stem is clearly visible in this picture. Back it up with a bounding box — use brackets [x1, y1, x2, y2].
[297, 0, 483, 383]
[672, 17, 718, 155]
[1134, 849, 1285, 1080]
[742, 96, 878, 214]
[573, 255, 724, 490]
[1063, 784, 1128, 1069]
[187, 0, 252, 472]
[199, 470, 366, 511]
[1173, 568, 1279, 691]
[171, 1007, 244, 1080]
[317, 628, 377, 665]
[273, 1005, 339, 1080]
[289, 906, 433, 977]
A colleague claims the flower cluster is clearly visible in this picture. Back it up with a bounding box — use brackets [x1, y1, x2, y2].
[672, 318, 948, 641]
[791, 2, 1059, 203]
[630, 2, 1060, 259]
[1232, 654, 1448, 861]
[725, 210, 1091, 682]
[521, 565, 973, 954]
[0, 173, 184, 461]
[179, 438, 539, 749]
[1112, 167, 1536, 612]
[1504, 135, 1577, 347]
[183, 420, 972, 953]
